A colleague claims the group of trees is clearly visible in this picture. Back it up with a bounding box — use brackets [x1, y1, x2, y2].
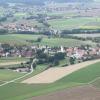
[62, 29, 100, 34]
[36, 49, 66, 67]
[0, 29, 8, 35]
[0, 17, 7, 22]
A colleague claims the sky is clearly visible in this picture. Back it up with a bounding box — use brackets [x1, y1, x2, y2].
[94, 0, 100, 2]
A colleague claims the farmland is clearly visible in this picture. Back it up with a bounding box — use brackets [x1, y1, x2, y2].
[0, 1, 100, 100]
[0, 34, 97, 46]
[48, 17, 100, 30]
[0, 61, 100, 100]
[0, 69, 25, 81]
[68, 33, 100, 38]
[58, 62, 100, 83]
[0, 57, 28, 63]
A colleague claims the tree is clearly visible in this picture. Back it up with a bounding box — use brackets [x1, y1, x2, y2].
[36, 37, 43, 42]
[32, 63, 37, 70]
[29, 58, 33, 63]
[20, 63, 25, 68]
[69, 57, 75, 65]
[53, 60, 59, 66]
[54, 52, 65, 60]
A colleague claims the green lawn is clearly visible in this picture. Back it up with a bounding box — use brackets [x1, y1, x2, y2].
[0, 62, 100, 100]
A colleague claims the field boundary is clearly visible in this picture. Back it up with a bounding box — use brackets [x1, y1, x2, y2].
[88, 77, 100, 84]
[0, 59, 34, 87]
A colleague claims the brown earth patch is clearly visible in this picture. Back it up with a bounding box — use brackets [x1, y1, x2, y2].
[30, 85, 100, 100]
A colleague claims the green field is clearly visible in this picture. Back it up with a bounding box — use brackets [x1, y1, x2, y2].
[68, 34, 100, 38]
[0, 69, 25, 81]
[48, 17, 100, 30]
[0, 62, 100, 100]
[0, 34, 96, 46]
[0, 57, 28, 63]
[16, 64, 48, 82]
[92, 78, 100, 88]
[0, 57, 29, 69]
[14, 13, 27, 18]
[58, 62, 100, 83]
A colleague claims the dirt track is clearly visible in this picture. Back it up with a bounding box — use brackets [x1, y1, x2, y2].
[22, 59, 100, 84]
[30, 85, 100, 100]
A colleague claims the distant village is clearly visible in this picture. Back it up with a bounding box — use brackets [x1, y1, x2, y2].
[0, 2, 100, 73]
[0, 43, 100, 61]
[0, 2, 100, 32]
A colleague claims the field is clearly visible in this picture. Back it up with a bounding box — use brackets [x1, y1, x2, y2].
[0, 34, 96, 46]
[22, 59, 100, 84]
[58, 61, 100, 84]
[48, 17, 100, 30]
[0, 57, 29, 69]
[0, 60, 100, 100]
[0, 57, 28, 63]
[30, 85, 100, 100]
[0, 69, 25, 81]
[0, 2, 100, 100]
[68, 33, 100, 38]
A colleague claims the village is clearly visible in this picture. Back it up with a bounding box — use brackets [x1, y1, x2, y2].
[0, 2, 100, 33]
[0, 43, 100, 59]
[0, 1, 100, 100]
[0, 42, 100, 73]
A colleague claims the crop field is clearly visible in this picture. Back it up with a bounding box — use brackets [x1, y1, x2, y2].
[0, 57, 28, 63]
[14, 12, 27, 18]
[0, 57, 29, 69]
[0, 2, 100, 100]
[0, 61, 100, 100]
[69, 33, 100, 38]
[92, 78, 100, 88]
[47, 12, 77, 17]
[48, 17, 100, 30]
[58, 62, 100, 83]
[0, 69, 25, 81]
[0, 34, 96, 46]
[0, 34, 46, 45]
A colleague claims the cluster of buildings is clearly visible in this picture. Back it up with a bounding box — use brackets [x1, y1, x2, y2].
[0, 22, 38, 32]
[66, 46, 100, 61]
[0, 44, 35, 58]
[1, 43, 100, 73]
[0, 42, 100, 61]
